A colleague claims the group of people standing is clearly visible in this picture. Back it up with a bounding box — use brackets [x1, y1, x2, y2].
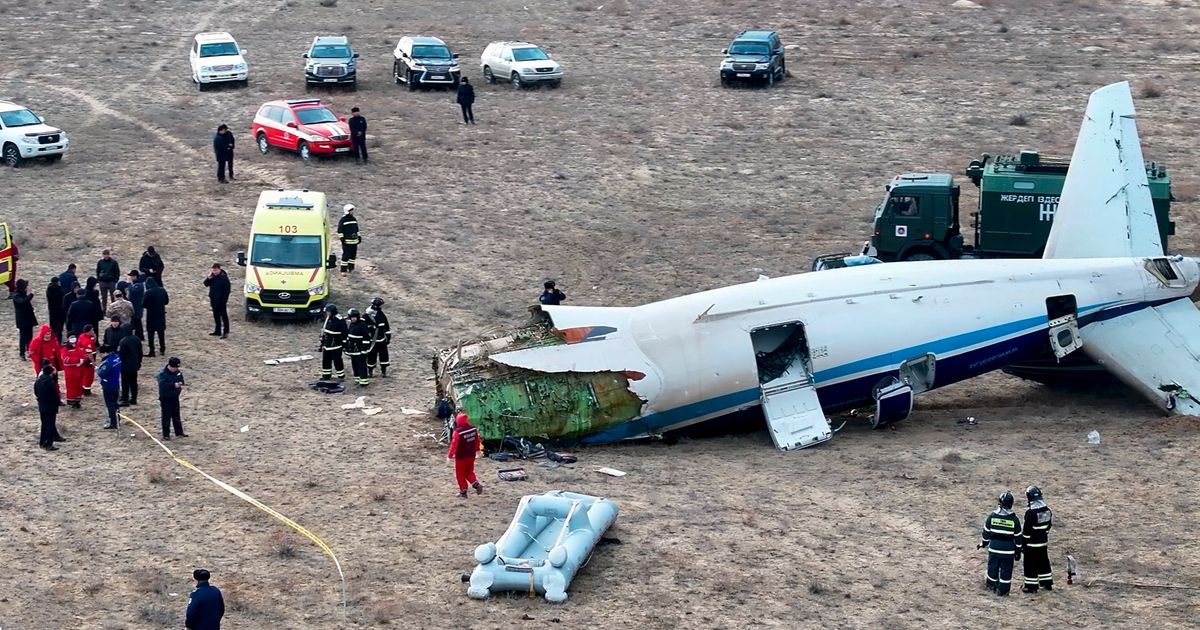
[979, 486, 1055, 596]
[318, 298, 390, 387]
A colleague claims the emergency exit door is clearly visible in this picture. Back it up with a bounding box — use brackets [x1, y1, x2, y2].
[1047, 294, 1083, 359]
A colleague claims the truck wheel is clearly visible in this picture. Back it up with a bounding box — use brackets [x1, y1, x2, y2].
[298, 141, 311, 162]
[197, 80, 207, 92]
[46, 154, 63, 163]
[257, 132, 270, 154]
[2, 143, 22, 168]
[407, 70, 418, 91]
[483, 66, 495, 84]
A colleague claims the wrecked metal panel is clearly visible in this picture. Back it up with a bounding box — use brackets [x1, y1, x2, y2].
[435, 323, 645, 441]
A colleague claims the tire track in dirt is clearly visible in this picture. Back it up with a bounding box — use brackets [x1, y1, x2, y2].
[48, 85, 289, 189]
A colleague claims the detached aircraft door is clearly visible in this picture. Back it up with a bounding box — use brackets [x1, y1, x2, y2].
[1047, 295, 1083, 359]
[751, 322, 832, 451]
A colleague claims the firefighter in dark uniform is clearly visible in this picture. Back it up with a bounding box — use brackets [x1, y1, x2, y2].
[345, 308, 371, 387]
[365, 297, 390, 378]
[337, 204, 360, 275]
[1021, 485, 1054, 592]
[319, 304, 346, 381]
[979, 490, 1022, 596]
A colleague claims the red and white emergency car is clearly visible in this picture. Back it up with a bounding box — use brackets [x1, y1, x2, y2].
[251, 99, 352, 161]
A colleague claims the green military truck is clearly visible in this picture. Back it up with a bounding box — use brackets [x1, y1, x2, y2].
[864, 150, 1174, 261]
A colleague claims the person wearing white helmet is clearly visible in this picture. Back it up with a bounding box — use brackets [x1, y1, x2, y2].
[336, 204, 360, 276]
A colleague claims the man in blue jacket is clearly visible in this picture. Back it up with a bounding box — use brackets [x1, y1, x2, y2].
[185, 568, 224, 630]
[97, 350, 122, 429]
[157, 356, 187, 439]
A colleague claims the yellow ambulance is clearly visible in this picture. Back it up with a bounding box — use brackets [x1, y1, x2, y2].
[236, 189, 336, 320]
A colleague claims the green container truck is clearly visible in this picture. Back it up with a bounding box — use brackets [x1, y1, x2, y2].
[865, 150, 1174, 261]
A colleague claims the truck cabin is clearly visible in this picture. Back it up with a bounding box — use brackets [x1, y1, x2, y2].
[870, 173, 960, 261]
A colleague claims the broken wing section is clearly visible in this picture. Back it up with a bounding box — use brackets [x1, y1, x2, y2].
[434, 307, 655, 442]
[1043, 81, 1162, 260]
[1080, 298, 1200, 415]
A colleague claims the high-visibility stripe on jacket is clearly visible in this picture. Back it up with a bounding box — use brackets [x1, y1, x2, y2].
[1022, 505, 1053, 547]
[981, 509, 1022, 555]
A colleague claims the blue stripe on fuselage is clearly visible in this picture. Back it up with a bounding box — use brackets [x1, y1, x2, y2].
[580, 299, 1155, 444]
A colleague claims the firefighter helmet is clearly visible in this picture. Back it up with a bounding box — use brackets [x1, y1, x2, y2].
[370, 297, 384, 307]
[347, 308, 361, 318]
[1025, 485, 1043, 503]
[324, 304, 338, 314]
[998, 491, 1014, 510]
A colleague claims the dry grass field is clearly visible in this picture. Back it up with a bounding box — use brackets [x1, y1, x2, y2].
[2, 0, 1200, 628]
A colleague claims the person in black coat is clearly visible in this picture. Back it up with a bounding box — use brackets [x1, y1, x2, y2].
[65, 287, 99, 336]
[46, 277, 66, 341]
[203, 263, 231, 338]
[34, 362, 63, 451]
[456, 76, 476, 124]
[117, 331, 143, 406]
[185, 568, 224, 630]
[13, 279, 37, 360]
[139, 246, 165, 288]
[157, 356, 187, 439]
[84, 276, 103, 334]
[348, 107, 368, 163]
[126, 270, 146, 339]
[102, 316, 131, 352]
[213, 124, 235, 183]
[142, 276, 169, 356]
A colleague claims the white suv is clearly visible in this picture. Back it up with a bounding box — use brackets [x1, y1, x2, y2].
[480, 41, 563, 89]
[190, 32, 249, 91]
[0, 101, 69, 167]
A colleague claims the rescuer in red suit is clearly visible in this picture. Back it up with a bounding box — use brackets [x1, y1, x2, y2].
[447, 413, 484, 499]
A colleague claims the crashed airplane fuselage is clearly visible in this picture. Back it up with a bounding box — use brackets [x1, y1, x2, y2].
[435, 81, 1200, 450]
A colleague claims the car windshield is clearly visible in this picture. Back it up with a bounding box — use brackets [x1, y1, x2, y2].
[512, 47, 549, 62]
[412, 45, 452, 59]
[199, 42, 240, 57]
[729, 41, 770, 55]
[251, 234, 323, 268]
[311, 45, 352, 58]
[295, 107, 338, 125]
[0, 109, 40, 127]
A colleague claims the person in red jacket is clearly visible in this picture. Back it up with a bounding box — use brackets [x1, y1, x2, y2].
[447, 413, 484, 498]
[28, 324, 63, 377]
[60, 336, 88, 408]
[78, 325, 98, 396]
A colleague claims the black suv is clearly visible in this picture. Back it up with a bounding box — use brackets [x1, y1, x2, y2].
[719, 31, 785, 87]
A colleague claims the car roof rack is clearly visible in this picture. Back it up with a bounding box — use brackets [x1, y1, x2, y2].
[284, 99, 323, 106]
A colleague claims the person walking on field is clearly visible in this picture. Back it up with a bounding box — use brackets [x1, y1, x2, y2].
[447, 412, 484, 498]
[456, 76, 476, 124]
[348, 107, 368, 164]
[185, 568, 224, 630]
[336, 204, 360, 275]
[46, 276, 66, 341]
[213, 124, 235, 183]
[203, 263, 231, 338]
[96, 249, 121, 311]
[34, 361, 63, 451]
[142, 277, 169, 357]
[157, 356, 187, 440]
[98, 349, 122, 430]
[117, 331, 143, 407]
[13, 279, 36, 360]
[139, 246, 165, 288]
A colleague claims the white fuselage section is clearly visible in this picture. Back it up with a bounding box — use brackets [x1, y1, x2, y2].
[514, 257, 1198, 443]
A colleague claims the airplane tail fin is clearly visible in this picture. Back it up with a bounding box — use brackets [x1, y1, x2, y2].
[1042, 81, 1162, 259]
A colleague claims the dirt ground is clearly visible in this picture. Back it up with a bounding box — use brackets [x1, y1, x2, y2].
[2, 0, 1200, 627]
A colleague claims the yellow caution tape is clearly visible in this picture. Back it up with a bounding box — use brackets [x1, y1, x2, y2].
[118, 412, 347, 613]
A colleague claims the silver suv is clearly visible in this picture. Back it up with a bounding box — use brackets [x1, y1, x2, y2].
[304, 35, 358, 90]
[480, 41, 563, 89]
